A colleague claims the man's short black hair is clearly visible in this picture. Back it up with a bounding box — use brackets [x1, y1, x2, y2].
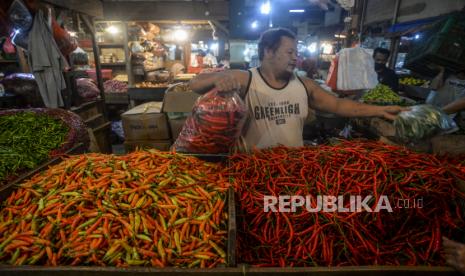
[373, 47, 390, 58]
[258, 28, 296, 61]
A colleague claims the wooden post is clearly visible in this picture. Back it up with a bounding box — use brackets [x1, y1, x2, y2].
[183, 43, 191, 69]
[389, 0, 402, 69]
[80, 14, 105, 101]
[122, 22, 133, 86]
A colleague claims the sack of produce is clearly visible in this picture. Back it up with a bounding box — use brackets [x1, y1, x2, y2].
[394, 105, 458, 143]
[337, 47, 378, 90]
[0, 108, 89, 185]
[104, 79, 128, 93]
[2, 73, 43, 107]
[76, 78, 100, 101]
[362, 84, 402, 105]
[173, 88, 247, 153]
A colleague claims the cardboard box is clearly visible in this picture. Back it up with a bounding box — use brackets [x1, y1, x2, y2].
[163, 90, 199, 140]
[168, 117, 187, 140]
[162, 90, 200, 113]
[122, 102, 170, 141]
[124, 139, 172, 152]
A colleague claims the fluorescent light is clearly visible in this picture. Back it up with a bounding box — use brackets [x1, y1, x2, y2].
[321, 43, 333, 54]
[106, 25, 119, 34]
[415, 34, 420, 39]
[251, 21, 258, 29]
[210, 43, 218, 50]
[307, 42, 317, 53]
[174, 29, 188, 41]
[289, 9, 305, 13]
[334, 34, 347, 38]
[260, 1, 271, 15]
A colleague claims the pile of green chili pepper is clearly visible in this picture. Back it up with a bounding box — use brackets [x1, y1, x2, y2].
[0, 150, 229, 267]
[228, 140, 465, 267]
[0, 112, 68, 184]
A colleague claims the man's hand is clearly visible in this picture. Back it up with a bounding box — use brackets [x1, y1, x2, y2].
[214, 72, 241, 92]
[376, 105, 408, 121]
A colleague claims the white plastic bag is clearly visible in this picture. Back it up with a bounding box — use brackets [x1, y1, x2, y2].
[337, 47, 378, 91]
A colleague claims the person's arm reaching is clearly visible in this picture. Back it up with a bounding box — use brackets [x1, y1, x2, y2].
[189, 70, 250, 96]
[443, 97, 465, 114]
[301, 77, 405, 120]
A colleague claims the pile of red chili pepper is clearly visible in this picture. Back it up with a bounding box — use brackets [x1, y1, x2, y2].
[0, 150, 229, 267]
[173, 89, 247, 154]
[228, 140, 465, 267]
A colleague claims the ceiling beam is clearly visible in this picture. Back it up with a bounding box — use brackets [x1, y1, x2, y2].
[102, 1, 229, 21]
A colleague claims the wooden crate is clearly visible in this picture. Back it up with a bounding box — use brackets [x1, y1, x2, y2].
[70, 100, 105, 122]
[104, 92, 129, 105]
[92, 122, 112, 154]
[0, 143, 86, 201]
[84, 114, 106, 129]
[0, 265, 457, 276]
[0, 178, 237, 273]
[431, 135, 465, 156]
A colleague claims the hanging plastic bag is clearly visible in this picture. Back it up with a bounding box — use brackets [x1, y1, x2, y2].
[393, 105, 458, 143]
[326, 55, 339, 91]
[8, 0, 33, 31]
[173, 88, 248, 154]
[52, 18, 78, 56]
[3, 37, 16, 54]
[337, 47, 378, 91]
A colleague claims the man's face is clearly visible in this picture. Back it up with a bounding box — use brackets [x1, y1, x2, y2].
[374, 52, 388, 72]
[265, 36, 298, 77]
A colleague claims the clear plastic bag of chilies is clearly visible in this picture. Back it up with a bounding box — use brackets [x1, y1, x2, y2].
[173, 88, 247, 153]
[394, 105, 458, 143]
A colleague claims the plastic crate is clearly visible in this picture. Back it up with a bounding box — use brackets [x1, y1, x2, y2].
[405, 14, 465, 77]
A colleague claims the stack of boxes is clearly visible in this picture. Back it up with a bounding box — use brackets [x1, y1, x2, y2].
[121, 86, 200, 152]
[162, 89, 200, 141]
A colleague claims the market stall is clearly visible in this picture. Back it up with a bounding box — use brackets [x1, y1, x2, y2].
[2, 0, 465, 275]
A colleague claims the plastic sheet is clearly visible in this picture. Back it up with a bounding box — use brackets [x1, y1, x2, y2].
[394, 105, 458, 143]
[337, 47, 378, 91]
[8, 0, 33, 31]
[173, 88, 247, 153]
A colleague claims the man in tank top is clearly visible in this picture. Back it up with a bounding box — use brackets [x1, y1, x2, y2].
[189, 28, 406, 150]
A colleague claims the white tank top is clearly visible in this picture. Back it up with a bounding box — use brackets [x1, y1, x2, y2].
[239, 67, 308, 150]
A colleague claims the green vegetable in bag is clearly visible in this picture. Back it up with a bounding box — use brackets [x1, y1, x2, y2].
[394, 105, 458, 143]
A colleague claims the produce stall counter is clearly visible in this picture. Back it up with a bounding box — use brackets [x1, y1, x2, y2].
[0, 265, 458, 276]
[1, 145, 465, 274]
[128, 87, 168, 107]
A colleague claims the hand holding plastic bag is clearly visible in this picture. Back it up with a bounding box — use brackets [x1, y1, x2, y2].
[173, 88, 247, 153]
[394, 105, 458, 143]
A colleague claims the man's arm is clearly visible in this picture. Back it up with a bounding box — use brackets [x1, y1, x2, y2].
[443, 97, 465, 114]
[189, 70, 250, 96]
[301, 77, 404, 120]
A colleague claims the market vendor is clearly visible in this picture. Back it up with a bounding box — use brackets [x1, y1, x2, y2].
[373, 47, 399, 92]
[431, 67, 465, 111]
[189, 28, 405, 150]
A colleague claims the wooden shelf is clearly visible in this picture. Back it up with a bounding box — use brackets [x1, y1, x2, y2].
[0, 59, 17, 64]
[100, 62, 127, 67]
[97, 43, 125, 48]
